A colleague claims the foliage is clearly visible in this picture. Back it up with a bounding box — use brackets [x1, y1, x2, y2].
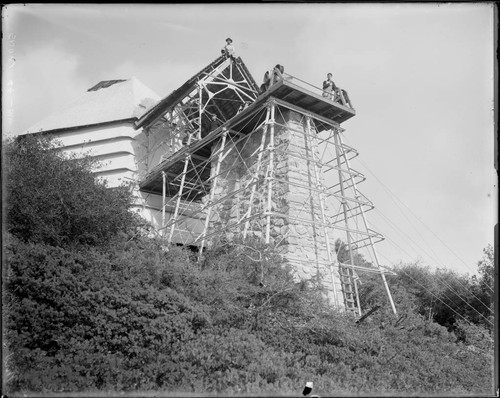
[4, 236, 206, 392]
[477, 244, 494, 289]
[4, 135, 139, 247]
[475, 244, 495, 317]
[4, 235, 495, 396]
[358, 257, 494, 333]
[2, 137, 494, 395]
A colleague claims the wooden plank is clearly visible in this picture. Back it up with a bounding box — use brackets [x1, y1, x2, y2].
[355, 305, 381, 324]
[277, 80, 355, 123]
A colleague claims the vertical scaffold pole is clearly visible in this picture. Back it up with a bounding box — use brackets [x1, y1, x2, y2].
[145, 129, 150, 174]
[243, 107, 271, 239]
[198, 83, 203, 140]
[333, 128, 362, 316]
[305, 117, 340, 308]
[336, 132, 398, 316]
[162, 171, 166, 235]
[264, 101, 276, 244]
[168, 139, 192, 244]
[198, 128, 228, 255]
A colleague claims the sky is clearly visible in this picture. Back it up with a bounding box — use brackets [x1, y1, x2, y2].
[2, 3, 497, 276]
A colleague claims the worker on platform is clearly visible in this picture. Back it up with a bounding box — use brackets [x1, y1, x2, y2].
[322, 73, 338, 100]
[221, 37, 235, 59]
[273, 64, 284, 84]
[260, 64, 284, 94]
[340, 88, 352, 107]
[260, 71, 270, 93]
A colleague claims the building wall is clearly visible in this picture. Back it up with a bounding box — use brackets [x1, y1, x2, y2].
[136, 190, 205, 243]
[44, 122, 184, 236]
[134, 121, 205, 243]
[134, 119, 188, 181]
[51, 122, 139, 188]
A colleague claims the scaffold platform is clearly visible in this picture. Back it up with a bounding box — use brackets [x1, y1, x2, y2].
[139, 71, 356, 196]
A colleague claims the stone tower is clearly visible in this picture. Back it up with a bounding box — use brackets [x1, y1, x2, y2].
[136, 55, 397, 316]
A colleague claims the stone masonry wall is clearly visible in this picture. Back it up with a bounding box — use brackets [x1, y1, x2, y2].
[207, 107, 345, 310]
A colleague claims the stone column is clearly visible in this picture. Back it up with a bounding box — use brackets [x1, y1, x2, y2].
[207, 105, 345, 310]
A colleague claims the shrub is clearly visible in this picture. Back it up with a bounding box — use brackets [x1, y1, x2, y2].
[4, 135, 139, 247]
[4, 236, 207, 392]
[3, 223, 495, 395]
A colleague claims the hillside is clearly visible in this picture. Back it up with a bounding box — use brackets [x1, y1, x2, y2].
[2, 135, 495, 396]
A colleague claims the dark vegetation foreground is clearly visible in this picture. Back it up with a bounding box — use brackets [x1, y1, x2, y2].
[2, 136, 495, 396]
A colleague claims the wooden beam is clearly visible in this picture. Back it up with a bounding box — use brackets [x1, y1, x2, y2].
[355, 305, 381, 324]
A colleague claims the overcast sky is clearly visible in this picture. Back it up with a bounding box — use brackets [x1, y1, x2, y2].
[2, 3, 496, 276]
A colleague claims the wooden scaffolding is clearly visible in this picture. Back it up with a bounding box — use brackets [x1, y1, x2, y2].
[136, 55, 397, 316]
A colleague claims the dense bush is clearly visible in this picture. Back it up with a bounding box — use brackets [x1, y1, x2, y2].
[2, 136, 494, 396]
[358, 260, 495, 333]
[4, 135, 139, 247]
[4, 235, 495, 395]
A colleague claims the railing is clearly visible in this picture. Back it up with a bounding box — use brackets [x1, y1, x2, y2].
[263, 70, 354, 110]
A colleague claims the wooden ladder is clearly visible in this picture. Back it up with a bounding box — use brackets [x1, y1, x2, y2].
[339, 264, 358, 314]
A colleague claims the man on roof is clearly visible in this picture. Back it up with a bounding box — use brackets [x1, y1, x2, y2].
[221, 37, 235, 59]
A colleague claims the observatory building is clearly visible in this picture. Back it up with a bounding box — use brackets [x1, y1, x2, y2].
[22, 54, 396, 316]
